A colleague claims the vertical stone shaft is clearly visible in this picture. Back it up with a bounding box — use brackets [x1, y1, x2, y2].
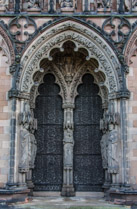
[61, 103, 75, 196]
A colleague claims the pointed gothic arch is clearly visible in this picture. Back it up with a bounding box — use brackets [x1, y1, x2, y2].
[14, 18, 130, 196]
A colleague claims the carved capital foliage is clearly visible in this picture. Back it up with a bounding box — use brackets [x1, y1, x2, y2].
[8, 89, 30, 99]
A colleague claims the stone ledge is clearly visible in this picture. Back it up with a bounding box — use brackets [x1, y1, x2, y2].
[0, 188, 30, 204]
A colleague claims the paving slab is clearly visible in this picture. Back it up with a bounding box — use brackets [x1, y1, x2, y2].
[0, 196, 132, 209]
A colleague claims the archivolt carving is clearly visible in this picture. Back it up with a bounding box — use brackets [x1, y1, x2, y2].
[29, 41, 109, 106]
[20, 19, 121, 96]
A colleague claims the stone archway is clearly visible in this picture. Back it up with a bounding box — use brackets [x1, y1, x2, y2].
[15, 18, 130, 197]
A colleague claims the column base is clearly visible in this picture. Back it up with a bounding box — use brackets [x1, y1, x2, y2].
[27, 180, 34, 196]
[102, 182, 111, 193]
[61, 185, 75, 197]
[106, 187, 137, 206]
[0, 188, 30, 204]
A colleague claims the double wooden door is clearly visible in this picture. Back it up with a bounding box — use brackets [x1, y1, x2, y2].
[32, 73, 104, 191]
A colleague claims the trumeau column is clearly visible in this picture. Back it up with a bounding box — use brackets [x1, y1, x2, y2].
[61, 102, 75, 197]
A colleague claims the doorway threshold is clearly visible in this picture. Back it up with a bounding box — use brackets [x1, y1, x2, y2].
[33, 191, 104, 198]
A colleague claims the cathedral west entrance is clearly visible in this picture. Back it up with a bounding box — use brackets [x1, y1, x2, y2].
[5, 18, 130, 202]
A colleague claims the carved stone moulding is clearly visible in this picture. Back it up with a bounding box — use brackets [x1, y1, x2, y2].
[124, 27, 137, 66]
[0, 24, 15, 65]
[29, 55, 108, 108]
[19, 19, 122, 102]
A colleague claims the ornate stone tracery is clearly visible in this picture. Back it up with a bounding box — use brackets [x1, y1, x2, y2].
[19, 19, 122, 98]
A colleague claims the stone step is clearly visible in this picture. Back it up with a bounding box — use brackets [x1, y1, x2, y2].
[33, 192, 61, 197]
[76, 192, 104, 198]
[33, 191, 104, 198]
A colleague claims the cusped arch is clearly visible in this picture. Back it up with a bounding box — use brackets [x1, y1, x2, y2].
[19, 18, 122, 103]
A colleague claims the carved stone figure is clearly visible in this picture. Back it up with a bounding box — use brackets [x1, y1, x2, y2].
[49, 0, 55, 13]
[125, 0, 130, 11]
[64, 143, 73, 166]
[0, 0, 9, 11]
[19, 128, 30, 173]
[100, 132, 109, 169]
[90, 0, 96, 11]
[96, 0, 104, 8]
[61, 0, 73, 8]
[23, 0, 42, 10]
[108, 124, 119, 174]
[19, 101, 37, 173]
[29, 133, 37, 169]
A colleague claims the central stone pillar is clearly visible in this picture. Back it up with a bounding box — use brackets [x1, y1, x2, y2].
[61, 103, 75, 196]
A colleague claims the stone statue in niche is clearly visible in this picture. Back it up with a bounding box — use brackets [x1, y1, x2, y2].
[125, 0, 137, 12]
[23, 0, 42, 10]
[108, 123, 119, 174]
[100, 130, 109, 170]
[49, 0, 55, 13]
[19, 126, 30, 173]
[61, 0, 73, 8]
[29, 133, 37, 169]
[19, 102, 37, 173]
[0, 0, 9, 12]
[96, 0, 104, 8]
[96, 0, 111, 10]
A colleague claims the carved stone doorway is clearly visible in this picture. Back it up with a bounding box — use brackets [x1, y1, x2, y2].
[74, 74, 104, 191]
[31, 41, 106, 194]
[32, 74, 63, 191]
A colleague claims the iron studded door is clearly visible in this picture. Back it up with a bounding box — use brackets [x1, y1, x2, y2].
[33, 74, 63, 191]
[74, 74, 104, 191]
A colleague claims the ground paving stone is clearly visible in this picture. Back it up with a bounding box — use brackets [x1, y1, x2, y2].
[2, 196, 132, 209]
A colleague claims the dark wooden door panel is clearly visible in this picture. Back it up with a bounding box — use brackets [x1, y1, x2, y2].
[74, 74, 104, 191]
[33, 74, 63, 191]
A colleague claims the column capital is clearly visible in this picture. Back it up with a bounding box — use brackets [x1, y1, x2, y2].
[62, 102, 75, 109]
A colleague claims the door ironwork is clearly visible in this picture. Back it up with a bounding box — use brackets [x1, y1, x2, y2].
[74, 74, 104, 191]
[33, 74, 63, 191]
